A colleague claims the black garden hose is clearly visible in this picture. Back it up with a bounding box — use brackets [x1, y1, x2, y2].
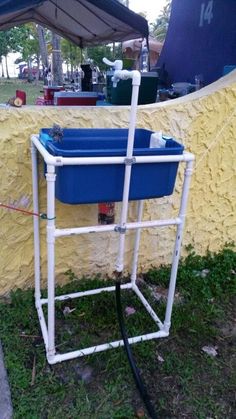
[115, 281, 157, 419]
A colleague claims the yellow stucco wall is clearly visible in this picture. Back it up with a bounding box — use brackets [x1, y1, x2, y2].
[0, 71, 235, 294]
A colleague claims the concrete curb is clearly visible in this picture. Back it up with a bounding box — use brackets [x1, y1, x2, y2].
[0, 341, 13, 419]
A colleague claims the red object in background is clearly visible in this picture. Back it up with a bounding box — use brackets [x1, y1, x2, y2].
[98, 203, 115, 224]
[54, 92, 98, 106]
[35, 96, 45, 106]
[44, 99, 54, 106]
[35, 96, 55, 106]
[16, 90, 26, 105]
[43, 86, 64, 102]
[55, 96, 97, 106]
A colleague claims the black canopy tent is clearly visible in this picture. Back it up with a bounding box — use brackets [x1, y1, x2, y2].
[0, 0, 149, 47]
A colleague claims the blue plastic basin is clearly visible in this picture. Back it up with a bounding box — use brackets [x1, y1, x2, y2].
[40, 128, 184, 204]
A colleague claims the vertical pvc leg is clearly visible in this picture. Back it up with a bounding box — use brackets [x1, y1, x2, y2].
[115, 164, 132, 272]
[31, 141, 41, 303]
[131, 200, 144, 285]
[115, 83, 140, 272]
[46, 164, 56, 359]
[164, 160, 194, 333]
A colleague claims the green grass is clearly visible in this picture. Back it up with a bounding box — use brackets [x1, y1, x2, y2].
[0, 244, 235, 418]
[0, 78, 44, 105]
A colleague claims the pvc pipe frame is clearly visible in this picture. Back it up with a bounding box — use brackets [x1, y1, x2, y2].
[31, 136, 194, 364]
[31, 65, 194, 365]
[31, 135, 193, 166]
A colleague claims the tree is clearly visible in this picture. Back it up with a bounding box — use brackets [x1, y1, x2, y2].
[0, 32, 8, 77]
[0, 57, 4, 77]
[61, 39, 82, 77]
[18, 24, 40, 82]
[51, 32, 63, 85]
[36, 25, 49, 70]
[86, 44, 122, 70]
[0, 26, 28, 78]
[0, 25, 40, 79]
[150, 0, 172, 42]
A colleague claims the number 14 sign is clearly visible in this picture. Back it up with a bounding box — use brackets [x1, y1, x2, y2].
[199, 1, 214, 27]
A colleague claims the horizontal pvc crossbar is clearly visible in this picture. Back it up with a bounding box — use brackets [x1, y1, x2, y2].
[54, 218, 181, 238]
[40, 283, 133, 305]
[31, 135, 194, 166]
[47, 330, 169, 364]
[36, 283, 168, 364]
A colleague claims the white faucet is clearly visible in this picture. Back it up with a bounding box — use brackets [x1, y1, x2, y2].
[103, 57, 141, 87]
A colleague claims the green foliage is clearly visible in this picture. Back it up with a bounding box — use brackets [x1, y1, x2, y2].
[0, 32, 8, 57]
[145, 243, 236, 341]
[19, 24, 40, 64]
[0, 26, 28, 57]
[86, 44, 122, 70]
[0, 24, 40, 79]
[61, 38, 82, 70]
[147, 243, 236, 298]
[150, 0, 172, 42]
[0, 245, 235, 418]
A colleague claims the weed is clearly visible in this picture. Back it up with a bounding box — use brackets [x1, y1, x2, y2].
[0, 245, 235, 418]
[0, 78, 44, 105]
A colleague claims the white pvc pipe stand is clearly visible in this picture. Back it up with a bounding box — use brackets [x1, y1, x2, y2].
[31, 143, 41, 302]
[31, 134, 194, 365]
[30, 67, 194, 364]
[46, 165, 56, 358]
[115, 71, 141, 272]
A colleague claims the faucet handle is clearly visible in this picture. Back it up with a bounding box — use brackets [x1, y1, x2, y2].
[103, 57, 123, 70]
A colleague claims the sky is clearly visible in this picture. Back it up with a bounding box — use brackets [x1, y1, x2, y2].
[129, 0, 168, 23]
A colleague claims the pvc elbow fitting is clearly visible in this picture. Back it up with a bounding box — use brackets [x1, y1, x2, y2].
[112, 70, 141, 87]
[131, 70, 141, 86]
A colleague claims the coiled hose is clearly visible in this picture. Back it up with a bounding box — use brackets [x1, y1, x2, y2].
[115, 281, 157, 419]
